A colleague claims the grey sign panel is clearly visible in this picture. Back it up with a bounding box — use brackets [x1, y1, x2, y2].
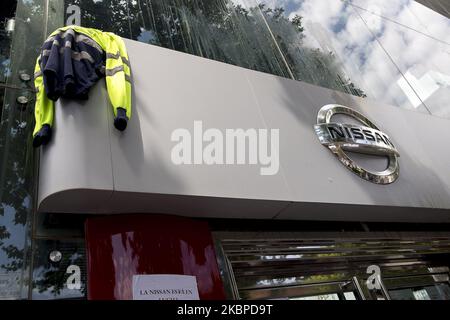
[38, 39, 450, 222]
[38, 81, 114, 213]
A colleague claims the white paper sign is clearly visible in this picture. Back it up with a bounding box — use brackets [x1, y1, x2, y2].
[132, 274, 200, 300]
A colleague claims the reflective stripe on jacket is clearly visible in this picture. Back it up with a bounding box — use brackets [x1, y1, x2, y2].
[33, 25, 132, 138]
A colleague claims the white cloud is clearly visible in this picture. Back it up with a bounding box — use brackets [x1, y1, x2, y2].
[254, 0, 450, 114]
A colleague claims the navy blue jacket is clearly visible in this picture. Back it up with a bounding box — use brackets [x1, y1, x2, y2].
[40, 28, 105, 101]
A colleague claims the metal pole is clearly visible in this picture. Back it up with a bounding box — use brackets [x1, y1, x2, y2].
[377, 275, 391, 300]
[352, 276, 366, 300]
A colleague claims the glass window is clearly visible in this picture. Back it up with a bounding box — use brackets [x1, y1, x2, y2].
[351, 0, 450, 118]
[31, 239, 86, 300]
[0, 0, 48, 300]
[255, 0, 419, 109]
[389, 283, 450, 300]
[0, 2, 15, 120]
[349, 0, 450, 40]
[63, 0, 294, 79]
[58, 0, 450, 118]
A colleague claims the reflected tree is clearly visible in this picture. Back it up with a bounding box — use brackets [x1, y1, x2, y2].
[62, 0, 366, 96]
[0, 0, 44, 298]
[32, 243, 86, 298]
[0, 0, 369, 299]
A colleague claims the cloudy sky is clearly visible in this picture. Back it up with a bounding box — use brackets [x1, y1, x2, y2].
[233, 0, 450, 117]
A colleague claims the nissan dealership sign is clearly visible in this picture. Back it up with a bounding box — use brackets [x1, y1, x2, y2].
[314, 104, 400, 184]
[38, 40, 450, 222]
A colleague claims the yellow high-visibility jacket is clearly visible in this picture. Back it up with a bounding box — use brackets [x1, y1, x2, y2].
[33, 25, 132, 145]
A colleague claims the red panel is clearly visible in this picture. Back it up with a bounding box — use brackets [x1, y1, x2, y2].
[85, 214, 226, 300]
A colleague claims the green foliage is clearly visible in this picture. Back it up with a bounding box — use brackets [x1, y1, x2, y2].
[63, 0, 365, 97]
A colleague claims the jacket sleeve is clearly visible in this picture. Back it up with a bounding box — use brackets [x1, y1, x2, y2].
[104, 33, 132, 120]
[33, 57, 54, 137]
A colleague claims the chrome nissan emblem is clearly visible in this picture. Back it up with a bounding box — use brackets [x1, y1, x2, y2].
[314, 104, 399, 184]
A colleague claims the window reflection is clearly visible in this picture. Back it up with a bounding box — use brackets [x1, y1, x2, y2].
[64, 0, 367, 96]
[349, 0, 450, 41]
[63, 0, 450, 117]
[31, 240, 86, 300]
[256, 0, 430, 111]
[1, 0, 47, 300]
[0, 0, 448, 301]
[351, 0, 450, 117]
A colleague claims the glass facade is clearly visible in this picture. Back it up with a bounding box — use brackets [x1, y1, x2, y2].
[0, 0, 449, 299]
[1, 0, 38, 299]
[60, 0, 450, 115]
[0, 0, 66, 300]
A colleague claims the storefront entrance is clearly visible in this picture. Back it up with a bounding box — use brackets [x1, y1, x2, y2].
[22, 214, 450, 300]
[213, 232, 450, 300]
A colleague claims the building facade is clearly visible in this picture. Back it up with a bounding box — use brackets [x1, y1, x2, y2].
[1, 0, 450, 300]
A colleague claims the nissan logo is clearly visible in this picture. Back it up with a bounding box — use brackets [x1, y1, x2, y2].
[314, 104, 400, 184]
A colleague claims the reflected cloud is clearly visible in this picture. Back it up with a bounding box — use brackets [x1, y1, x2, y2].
[257, 0, 450, 115]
